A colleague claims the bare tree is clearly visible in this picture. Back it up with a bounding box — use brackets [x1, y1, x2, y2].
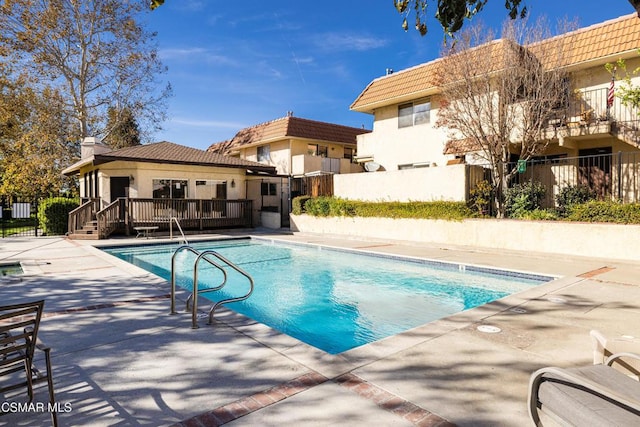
[435, 18, 575, 217]
[0, 0, 170, 144]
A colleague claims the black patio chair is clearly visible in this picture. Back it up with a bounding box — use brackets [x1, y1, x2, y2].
[0, 300, 57, 426]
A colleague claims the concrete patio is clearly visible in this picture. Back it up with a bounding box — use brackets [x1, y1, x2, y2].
[0, 231, 639, 426]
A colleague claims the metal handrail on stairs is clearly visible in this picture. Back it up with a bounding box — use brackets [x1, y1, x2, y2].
[170, 245, 254, 329]
[169, 217, 188, 245]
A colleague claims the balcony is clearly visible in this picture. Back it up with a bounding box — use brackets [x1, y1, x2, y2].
[291, 154, 362, 176]
[544, 87, 640, 149]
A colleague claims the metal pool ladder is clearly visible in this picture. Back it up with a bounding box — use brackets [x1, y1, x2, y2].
[170, 245, 254, 328]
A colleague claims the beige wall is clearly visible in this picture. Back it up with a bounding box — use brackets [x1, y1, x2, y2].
[357, 101, 452, 171]
[241, 138, 357, 176]
[79, 161, 247, 205]
[334, 164, 482, 202]
[290, 215, 640, 262]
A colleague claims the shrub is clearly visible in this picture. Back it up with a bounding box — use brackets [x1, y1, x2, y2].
[504, 181, 546, 218]
[520, 209, 558, 221]
[566, 201, 640, 224]
[468, 180, 492, 216]
[299, 197, 474, 220]
[304, 196, 332, 216]
[555, 185, 596, 217]
[38, 197, 79, 235]
[292, 196, 312, 215]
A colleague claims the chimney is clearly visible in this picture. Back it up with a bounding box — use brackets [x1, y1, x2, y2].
[81, 137, 112, 159]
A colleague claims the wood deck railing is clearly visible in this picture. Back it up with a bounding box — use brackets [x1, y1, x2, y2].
[74, 198, 254, 239]
[67, 198, 100, 235]
[96, 199, 125, 239]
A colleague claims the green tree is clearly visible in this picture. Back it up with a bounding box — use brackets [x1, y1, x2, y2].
[0, 78, 77, 198]
[606, 55, 640, 112]
[394, 0, 526, 36]
[397, 1, 640, 37]
[0, 0, 170, 144]
[104, 107, 142, 149]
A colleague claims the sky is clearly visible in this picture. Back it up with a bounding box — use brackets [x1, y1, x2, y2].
[146, 1, 638, 150]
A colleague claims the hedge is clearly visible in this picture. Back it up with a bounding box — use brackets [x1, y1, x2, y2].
[293, 196, 475, 221]
[292, 196, 640, 224]
[566, 201, 640, 224]
[38, 197, 80, 235]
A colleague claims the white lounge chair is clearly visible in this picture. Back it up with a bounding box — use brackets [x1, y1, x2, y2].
[528, 352, 640, 426]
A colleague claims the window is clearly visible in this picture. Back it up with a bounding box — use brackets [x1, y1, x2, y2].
[344, 147, 354, 161]
[307, 144, 328, 157]
[152, 179, 188, 199]
[195, 179, 227, 199]
[398, 99, 431, 128]
[257, 145, 270, 162]
[261, 182, 277, 196]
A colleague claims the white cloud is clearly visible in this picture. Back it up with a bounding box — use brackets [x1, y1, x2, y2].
[158, 47, 238, 66]
[170, 118, 246, 129]
[177, 1, 205, 12]
[314, 32, 388, 52]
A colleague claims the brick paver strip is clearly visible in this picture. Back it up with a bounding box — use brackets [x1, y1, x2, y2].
[172, 370, 457, 426]
[577, 266, 615, 278]
[335, 373, 456, 427]
[171, 372, 328, 427]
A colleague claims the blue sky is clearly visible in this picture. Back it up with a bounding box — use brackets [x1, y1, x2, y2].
[147, 1, 637, 150]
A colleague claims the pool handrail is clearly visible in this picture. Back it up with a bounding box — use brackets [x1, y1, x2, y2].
[169, 217, 188, 245]
[170, 245, 199, 315]
[171, 245, 225, 315]
[170, 245, 255, 329]
[195, 250, 254, 327]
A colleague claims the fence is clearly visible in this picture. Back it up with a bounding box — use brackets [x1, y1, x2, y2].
[0, 197, 40, 238]
[291, 175, 334, 198]
[507, 151, 640, 208]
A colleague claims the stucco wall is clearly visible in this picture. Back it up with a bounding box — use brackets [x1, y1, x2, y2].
[87, 161, 247, 203]
[334, 164, 483, 202]
[356, 102, 451, 171]
[290, 214, 640, 261]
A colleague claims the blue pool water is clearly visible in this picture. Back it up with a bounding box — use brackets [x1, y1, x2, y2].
[103, 239, 550, 354]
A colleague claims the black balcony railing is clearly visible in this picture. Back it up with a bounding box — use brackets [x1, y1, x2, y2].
[509, 151, 640, 208]
[549, 87, 640, 128]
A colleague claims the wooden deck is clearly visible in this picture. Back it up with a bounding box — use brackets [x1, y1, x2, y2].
[69, 198, 253, 239]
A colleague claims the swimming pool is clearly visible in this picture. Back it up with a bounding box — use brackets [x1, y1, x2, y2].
[103, 239, 551, 354]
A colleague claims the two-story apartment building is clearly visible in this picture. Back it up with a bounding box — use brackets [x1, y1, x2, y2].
[208, 114, 371, 227]
[208, 114, 369, 176]
[344, 13, 640, 205]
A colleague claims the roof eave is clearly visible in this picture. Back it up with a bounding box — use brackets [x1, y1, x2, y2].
[351, 88, 440, 113]
[61, 157, 95, 176]
[93, 155, 276, 174]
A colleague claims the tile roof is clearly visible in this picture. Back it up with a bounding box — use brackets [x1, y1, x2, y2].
[207, 116, 370, 155]
[443, 138, 483, 155]
[63, 141, 277, 175]
[351, 13, 640, 113]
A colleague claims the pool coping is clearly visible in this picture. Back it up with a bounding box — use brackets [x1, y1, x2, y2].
[89, 234, 575, 380]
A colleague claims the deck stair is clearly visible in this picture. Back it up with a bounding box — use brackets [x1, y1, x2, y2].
[68, 220, 99, 240]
